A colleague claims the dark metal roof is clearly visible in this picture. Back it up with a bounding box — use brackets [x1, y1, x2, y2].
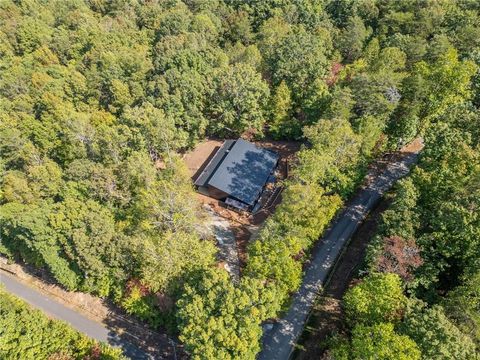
[199, 139, 279, 206]
[194, 140, 235, 187]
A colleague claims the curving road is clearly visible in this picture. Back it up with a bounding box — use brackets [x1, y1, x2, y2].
[0, 271, 150, 359]
[258, 148, 422, 360]
[0, 147, 421, 360]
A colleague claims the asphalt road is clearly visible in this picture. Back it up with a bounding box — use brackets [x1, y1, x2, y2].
[258, 149, 421, 360]
[0, 271, 150, 359]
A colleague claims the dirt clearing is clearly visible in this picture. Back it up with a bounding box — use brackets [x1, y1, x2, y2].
[183, 138, 301, 273]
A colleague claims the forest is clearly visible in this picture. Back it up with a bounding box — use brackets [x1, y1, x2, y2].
[0, 0, 479, 359]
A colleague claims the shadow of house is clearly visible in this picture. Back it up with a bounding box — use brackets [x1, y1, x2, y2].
[194, 139, 279, 211]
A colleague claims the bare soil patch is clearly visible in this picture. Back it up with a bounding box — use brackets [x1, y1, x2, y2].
[183, 139, 302, 269]
[183, 139, 224, 180]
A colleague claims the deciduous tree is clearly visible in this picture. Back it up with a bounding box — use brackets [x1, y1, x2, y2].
[207, 63, 269, 137]
[400, 299, 476, 359]
[343, 273, 406, 326]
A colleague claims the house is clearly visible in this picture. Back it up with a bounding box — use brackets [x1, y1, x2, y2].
[194, 139, 279, 211]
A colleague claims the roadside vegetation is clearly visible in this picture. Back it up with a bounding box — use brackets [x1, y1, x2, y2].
[320, 2, 480, 359]
[326, 57, 480, 360]
[0, 286, 124, 360]
[0, 1, 479, 359]
[326, 99, 480, 358]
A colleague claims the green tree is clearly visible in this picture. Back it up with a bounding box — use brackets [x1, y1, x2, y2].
[388, 47, 476, 147]
[269, 80, 295, 139]
[121, 282, 164, 329]
[343, 273, 406, 326]
[134, 157, 202, 233]
[152, 69, 209, 145]
[267, 26, 331, 120]
[138, 230, 216, 293]
[120, 102, 188, 158]
[116, 151, 156, 199]
[15, 17, 53, 54]
[2, 171, 36, 204]
[337, 16, 371, 62]
[246, 183, 342, 297]
[294, 118, 362, 196]
[411, 122, 480, 294]
[0, 287, 124, 360]
[349, 45, 406, 120]
[65, 159, 127, 205]
[355, 114, 386, 158]
[271, 183, 342, 247]
[380, 177, 420, 239]
[246, 224, 303, 298]
[0, 202, 81, 290]
[350, 323, 421, 360]
[207, 63, 269, 137]
[227, 43, 262, 70]
[444, 272, 480, 347]
[177, 268, 280, 360]
[416, 48, 476, 122]
[400, 300, 476, 360]
[50, 197, 127, 296]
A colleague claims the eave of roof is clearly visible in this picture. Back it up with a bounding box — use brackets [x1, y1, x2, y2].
[194, 139, 236, 187]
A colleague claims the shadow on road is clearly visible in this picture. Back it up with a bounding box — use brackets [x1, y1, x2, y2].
[258, 146, 422, 360]
[103, 312, 184, 359]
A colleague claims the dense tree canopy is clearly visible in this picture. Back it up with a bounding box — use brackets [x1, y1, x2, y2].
[1, 0, 480, 358]
[400, 300, 476, 359]
[343, 273, 406, 326]
[176, 269, 280, 360]
[349, 323, 420, 360]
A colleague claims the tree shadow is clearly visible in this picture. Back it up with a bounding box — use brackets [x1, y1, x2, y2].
[103, 314, 186, 359]
[0, 258, 184, 359]
[223, 150, 278, 206]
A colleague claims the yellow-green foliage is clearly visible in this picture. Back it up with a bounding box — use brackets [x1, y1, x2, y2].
[344, 273, 406, 326]
[177, 269, 281, 360]
[246, 182, 342, 299]
[0, 287, 124, 360]
[350, 323, 421, 360]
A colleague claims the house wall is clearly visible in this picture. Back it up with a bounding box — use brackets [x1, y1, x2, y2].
[197, 186, 211, 197]
[206, 186, 229, 200]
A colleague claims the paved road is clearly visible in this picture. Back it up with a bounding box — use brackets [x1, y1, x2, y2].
[0, 271, 150, 359]
[258, 149, 421, 360]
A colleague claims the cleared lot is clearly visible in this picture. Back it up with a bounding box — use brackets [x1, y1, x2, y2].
[183, 139, 301, 273]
